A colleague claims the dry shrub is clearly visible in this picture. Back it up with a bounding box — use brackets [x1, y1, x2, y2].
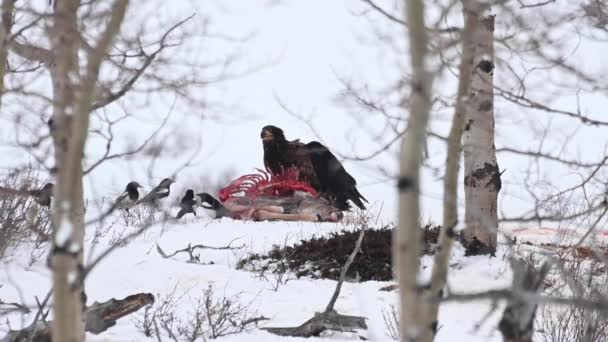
[240, 219, 441, 282]
[381, 303, 442, 340]
[535, 249, 608, 342]
[134, 284, 267, 341]
[0, 166, 51, 263]
[248, 236, 296, 292]
[117, 204, 158, 228]
[537, 288, 608, 342]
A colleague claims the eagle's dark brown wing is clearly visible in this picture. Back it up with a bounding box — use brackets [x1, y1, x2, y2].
[263, 139, 320, 190]
[284, 140, 320, 189]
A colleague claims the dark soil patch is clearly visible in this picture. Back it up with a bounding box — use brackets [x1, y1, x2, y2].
[239, 222, 443, 282]
[460, 236, 496, 257]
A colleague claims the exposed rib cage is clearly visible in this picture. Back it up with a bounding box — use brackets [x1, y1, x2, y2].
[218, 168, 318, 203]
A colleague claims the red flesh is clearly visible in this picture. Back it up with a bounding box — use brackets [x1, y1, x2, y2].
[218, 168, 318, 203]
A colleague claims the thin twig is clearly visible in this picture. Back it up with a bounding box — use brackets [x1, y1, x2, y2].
[325, 227, 366, 313]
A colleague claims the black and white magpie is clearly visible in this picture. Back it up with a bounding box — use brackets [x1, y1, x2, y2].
[176, 189, 199, 219]
[138, 178, 175, 204]
[111, 181, 143, 212]
[197, 192, 231, 219]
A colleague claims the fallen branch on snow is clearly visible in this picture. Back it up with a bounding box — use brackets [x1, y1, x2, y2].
[156, 239, 245, 264]
[1, 293, 154, 342]
[261, 228, 367, 338]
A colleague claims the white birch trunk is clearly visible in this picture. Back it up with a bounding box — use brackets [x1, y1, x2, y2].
[422, 1, 483, 340]
[49, 1, 129, 341]
[462, 7, 500, 253]
[50, 2, 85, 341]
[395, 0, 434, 340]
[0, 0, 15, 105]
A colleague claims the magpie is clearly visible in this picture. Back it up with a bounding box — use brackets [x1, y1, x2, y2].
[30, 183, 54, 207]
[197, 192, 231, 219]
[111, 181, 143, 212]
[176, 189, 199, 219]
[138, 178, 175, 204]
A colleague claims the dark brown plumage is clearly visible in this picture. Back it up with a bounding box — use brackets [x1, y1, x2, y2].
[260, 125, 367, 211]
[261, 125, 319, 189]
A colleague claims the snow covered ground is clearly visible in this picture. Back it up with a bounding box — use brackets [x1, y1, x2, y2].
[0, 177, 604, 342]
[1, 204, 540, 342]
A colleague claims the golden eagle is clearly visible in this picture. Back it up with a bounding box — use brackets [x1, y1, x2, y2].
[260, 125, 367, 211]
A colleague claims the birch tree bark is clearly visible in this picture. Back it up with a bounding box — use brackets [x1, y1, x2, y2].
[462, 6, 499, 255]
[48, 1, 129, 341]
[422, 1, 485, 340]
[395, 0, 434, 340]
[0, 0, 15, 105]
[49, 2, 84, 341]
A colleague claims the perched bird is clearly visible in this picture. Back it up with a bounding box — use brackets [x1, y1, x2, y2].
[197, 192, 231, 219]
[261, 125, 319, 188]
[176, 189, 198, 219]
[138, 178, 175, 204]
[305, 141, 367, 210]
[111, 181, 143, 212]
[30, 183, 54, 207]
[260, 125, 367, 211]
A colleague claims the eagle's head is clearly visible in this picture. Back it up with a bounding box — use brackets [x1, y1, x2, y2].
[261, 125, 286, 144]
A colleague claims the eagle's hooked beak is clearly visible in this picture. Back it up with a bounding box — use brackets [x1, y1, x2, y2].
[261, 129, 273, 142]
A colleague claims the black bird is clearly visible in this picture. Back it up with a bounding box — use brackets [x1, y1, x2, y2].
[197, 192, 231, 219]
[0, 183, 54, 207]
[260, 125, 367, 211]
[30, 183, 54, 207]
[176, 189, 198, 219]
[138, 178, 175, 204]
[305, 141, 368, 210]
[111, 181, 143, 212]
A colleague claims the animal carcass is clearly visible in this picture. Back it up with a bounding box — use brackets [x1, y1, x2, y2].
[199, 170, 343, 222]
